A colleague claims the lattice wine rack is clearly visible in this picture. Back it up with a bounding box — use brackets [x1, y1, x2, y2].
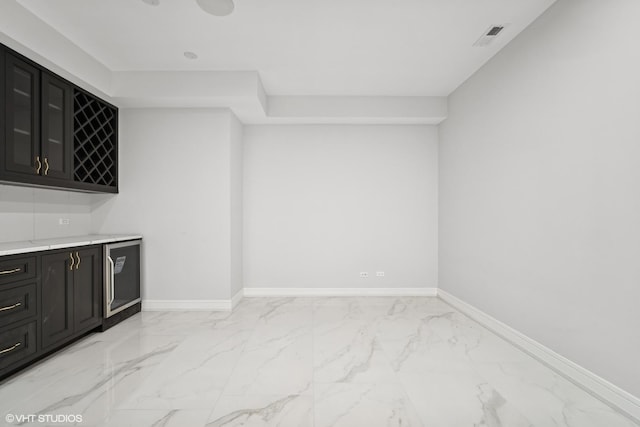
[73, 90, 117, 189]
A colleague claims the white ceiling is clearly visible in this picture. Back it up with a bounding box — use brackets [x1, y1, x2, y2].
[17, 0, 555, 96]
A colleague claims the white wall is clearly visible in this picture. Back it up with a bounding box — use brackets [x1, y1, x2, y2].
[229, 114, 244, 298]
[243, 125, 438, 289]
[0, 184, 92, 243]
[91, 108, 239, 301]
[439, 0, 640, 398]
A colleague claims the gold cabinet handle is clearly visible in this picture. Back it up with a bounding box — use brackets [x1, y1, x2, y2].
[75, 252, 81, 270]
[0, 342, 21, 355]
[44, 157, 50, 175]
[0, 268, 21, 275]
[69, 252, 75, 271]
[0, 302, 22, 312]
[35, 156, 42, 174]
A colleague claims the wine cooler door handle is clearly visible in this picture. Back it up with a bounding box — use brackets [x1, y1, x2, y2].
[108, 256, 115, 305]
[105, 257, 111, 314]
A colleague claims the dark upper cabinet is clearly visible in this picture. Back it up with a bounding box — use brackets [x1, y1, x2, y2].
[0, 45, 3, 174]
[72, 89, 118, 192]
[3, 52, 40, 178]
[41, 72, 73, 181]
[41, 247, 102, 350]
[0, 44, 118, 193]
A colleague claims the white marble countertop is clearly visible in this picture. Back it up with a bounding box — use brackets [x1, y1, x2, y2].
[0, 234, 142, 257]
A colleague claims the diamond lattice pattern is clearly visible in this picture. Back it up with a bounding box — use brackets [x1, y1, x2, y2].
[73, 91, 117, 187]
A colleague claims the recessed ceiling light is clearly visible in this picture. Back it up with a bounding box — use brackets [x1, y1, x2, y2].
[197, 0, 235, 16]
[142, 0, 160, 5]
[184, 51, 198, 60]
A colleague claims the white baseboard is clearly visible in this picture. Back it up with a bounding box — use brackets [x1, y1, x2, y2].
[231, 289, 244, 309]
[142, 299, 232, 311]
[143, 290, 245, 312]
[437, 289, 640, 422]
[243, 287, 438, 297]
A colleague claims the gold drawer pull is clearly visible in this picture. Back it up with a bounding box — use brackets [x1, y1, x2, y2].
[0, 268, 21, 275]
[75, 252, 81, 270]
[0, 342, 21, 355]
[0, 302, 22, 312]
[69, 252, 75, 271]
[35, 156, 41, 174]
[44, 157, 50, 175]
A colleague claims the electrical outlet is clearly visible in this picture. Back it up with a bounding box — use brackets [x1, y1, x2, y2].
[376, 271, 385, 277]
[58, 218, 70, 225]
[359, 272, 369, 278]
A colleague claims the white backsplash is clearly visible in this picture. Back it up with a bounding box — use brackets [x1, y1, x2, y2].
[0, 184, 93, 243]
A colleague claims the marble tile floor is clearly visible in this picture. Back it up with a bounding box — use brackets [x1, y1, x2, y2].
[0, 297, 637, 427]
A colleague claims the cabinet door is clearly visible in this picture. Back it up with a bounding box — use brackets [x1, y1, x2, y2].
[3, 53, 40, 176]
[73, 247, 102, 332]
[0, 47, 5, 161]
[41, 252, 73, 349]
[41, 72, 72, 180]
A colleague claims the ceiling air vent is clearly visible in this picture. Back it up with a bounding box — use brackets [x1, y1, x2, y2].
[473, 25, 508, 47]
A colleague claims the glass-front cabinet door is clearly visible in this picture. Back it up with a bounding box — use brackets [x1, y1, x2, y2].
[4, 53, 40, 176]
[41, 72, 72, 180]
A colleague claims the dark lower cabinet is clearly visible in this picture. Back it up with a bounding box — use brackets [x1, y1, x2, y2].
[1, 245, 105, 379]
[0, 321, 37, 371]
[73, 247, 102, 332]
[41, 246, 102, 350]
[0, 283, 37, 326]
[41, 251, 74, 349]
[0, 255, 36, 286]
[0, 253, 41, 377]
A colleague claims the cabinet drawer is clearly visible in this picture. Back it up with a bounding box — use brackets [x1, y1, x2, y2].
[0, 321, 37, 371]
[0, 256, 37, 286]
[0, 283, 37, 327]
